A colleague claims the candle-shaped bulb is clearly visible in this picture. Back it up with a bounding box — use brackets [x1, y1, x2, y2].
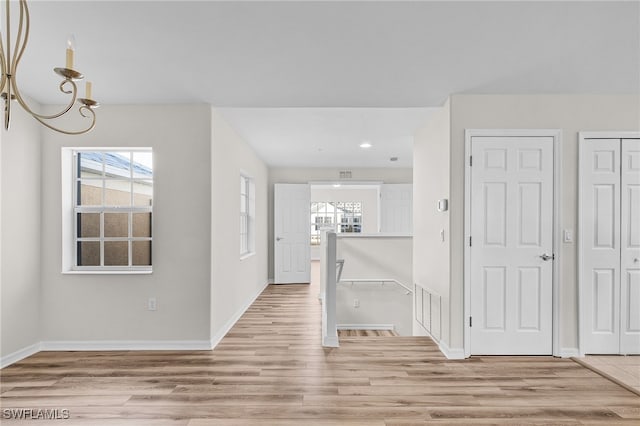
[85, 81, 92, 100]
[66, 35, 76, 69]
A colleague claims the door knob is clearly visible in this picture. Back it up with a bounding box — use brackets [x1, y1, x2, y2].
[540, 253, 554, 261]
[276, 237, 284, 241]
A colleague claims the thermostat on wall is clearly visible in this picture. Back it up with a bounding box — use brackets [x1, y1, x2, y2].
[437, 199, 448, 212]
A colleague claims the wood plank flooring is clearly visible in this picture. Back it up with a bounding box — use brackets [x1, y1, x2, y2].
[2, 282, 639, 425]
[338, 329, 399, 337]
[573, 356, 640, 396]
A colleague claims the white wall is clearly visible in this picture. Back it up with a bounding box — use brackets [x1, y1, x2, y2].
[415, 94, 640, 355]
[1, 104, 42, 361]
[413, 101, 450, 341]
[336, 235, 413, 335]
[39, 105, 212, 344]
[269, 167, 412, 279]
[210, 109, 269, 341]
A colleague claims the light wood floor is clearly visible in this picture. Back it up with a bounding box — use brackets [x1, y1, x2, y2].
[2, 282, 639, 425]
[575, 355, 640, 396]
[338, 329, 399, 337]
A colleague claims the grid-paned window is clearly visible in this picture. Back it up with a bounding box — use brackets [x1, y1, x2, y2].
[240, 174, 255, 257]
[74, 150, 153, 271]
[310, 201, 362, 245]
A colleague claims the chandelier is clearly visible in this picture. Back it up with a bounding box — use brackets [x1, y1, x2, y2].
[1, 0, 98, 135]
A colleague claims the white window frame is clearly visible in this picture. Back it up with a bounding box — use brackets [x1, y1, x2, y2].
[63, 148, 153, 274]
[310, 201, 362, 245]
[240, 173, 255, 259]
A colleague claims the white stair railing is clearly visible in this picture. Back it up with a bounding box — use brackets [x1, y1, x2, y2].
[321, 231, 338, 347]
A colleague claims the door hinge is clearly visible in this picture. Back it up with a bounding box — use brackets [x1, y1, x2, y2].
[469, 316, 473, 327]
[469, 236, 472, 247]
[470, 156, 473, 166]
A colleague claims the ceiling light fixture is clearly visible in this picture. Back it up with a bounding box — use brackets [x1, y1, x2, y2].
[1, 0, 99, 134]
[359, 141, 372, 149]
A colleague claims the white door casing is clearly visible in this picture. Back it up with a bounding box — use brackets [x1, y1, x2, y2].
[580, 135, 640, 355]
[380, 184, 413, 233]
[468, 135, 555, 355]
[274, 184, 311, 284]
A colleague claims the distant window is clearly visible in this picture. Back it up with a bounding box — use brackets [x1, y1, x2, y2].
[310, 201, 362, 245]
[240, 174, 255, 257]
[73, 150, 153, 271]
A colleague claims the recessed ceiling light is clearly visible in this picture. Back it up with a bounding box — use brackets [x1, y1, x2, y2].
[359, 142, 372, 149]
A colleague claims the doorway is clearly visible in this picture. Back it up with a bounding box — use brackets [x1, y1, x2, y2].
[579, 132, 640, 355]
[464, 130, 561, 356]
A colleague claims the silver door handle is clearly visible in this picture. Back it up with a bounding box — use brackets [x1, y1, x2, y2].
[276, 237, 284, 241]
[540, 253, 554, 261]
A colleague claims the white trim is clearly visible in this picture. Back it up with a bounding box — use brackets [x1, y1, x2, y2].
[239, 252, 256, 261]
[337, 324, 395, 330]
[577, 131, 640, 357]
[339, 278, 413, 294]
[336, 233, 413, 238]
[464, 129, 562, 358]
[210, 280, 269, 348]
[40, 340, 212, 351]
[322, 335, 339, 347]
[309, 181, 384, 187]
[579, 131, 640, 140]
[559, 347, 581, 358]
[438, 340, 466, 360]
[0, 342, 41, 368]
[62, 270, 152, 275]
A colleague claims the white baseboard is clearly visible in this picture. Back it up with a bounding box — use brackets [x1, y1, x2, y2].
[559, 347, 581, 358]
[337, 324, 395, 330]
[209, 281, 269, 348]
[438, 340, 466, 360]
[39, 340, 213, 351]
[322, 335, 339, 347]
[1, 342, 41, 368]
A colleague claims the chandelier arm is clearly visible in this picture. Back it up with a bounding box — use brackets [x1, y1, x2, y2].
[0, 46, 6, 95]
[30, 104, 96, 135]
[12, 78, 79, 120]
[13, 0, 29, 71]
[10, 0, 25, 75]
[11, 0, 78, 121]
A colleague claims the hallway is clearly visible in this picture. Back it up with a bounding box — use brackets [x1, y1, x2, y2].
[1, 282, 639, 425]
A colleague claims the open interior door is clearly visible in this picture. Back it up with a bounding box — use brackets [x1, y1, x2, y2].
[274, 184, 311, 284]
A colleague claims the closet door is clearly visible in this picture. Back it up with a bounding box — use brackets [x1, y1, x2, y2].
[581, 139, 621, 354]
[620, 139, 640, 354]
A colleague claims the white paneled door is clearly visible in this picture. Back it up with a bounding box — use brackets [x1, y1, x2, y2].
[274, 184, 311, 284]
[470, 136, 554, 355]
[580, 136, 640, 354]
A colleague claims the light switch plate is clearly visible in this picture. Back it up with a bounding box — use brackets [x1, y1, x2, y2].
[563, 230, 573, 243]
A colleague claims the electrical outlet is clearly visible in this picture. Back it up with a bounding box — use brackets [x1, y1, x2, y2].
[353, 298, 359, 308]
[147, 297, 157, 311]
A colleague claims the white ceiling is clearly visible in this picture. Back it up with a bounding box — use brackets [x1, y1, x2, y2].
[218, 107, 433, 167]
[13, 1, 640, 167]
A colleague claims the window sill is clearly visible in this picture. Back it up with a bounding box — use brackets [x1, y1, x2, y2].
[62, 270, 153, 275]
[240, 252, 255, 261]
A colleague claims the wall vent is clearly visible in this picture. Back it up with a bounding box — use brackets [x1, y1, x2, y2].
[339, 170, 352, 179]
